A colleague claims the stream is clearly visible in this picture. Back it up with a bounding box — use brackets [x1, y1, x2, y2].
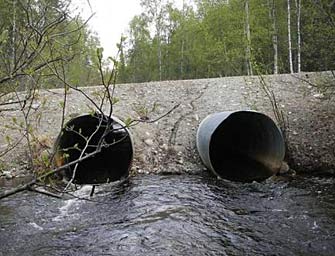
[1, 173, 335, 256]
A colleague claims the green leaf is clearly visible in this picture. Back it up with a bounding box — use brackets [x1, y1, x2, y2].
[97, 47, 104, 59]
[5, 135, 11, 144]
[59, 101, 65, 108]
[62, 153, 70, 159]
[124, 117, 133, 127]
[0, 29, 8, 44]
[112, 97, 119, 104]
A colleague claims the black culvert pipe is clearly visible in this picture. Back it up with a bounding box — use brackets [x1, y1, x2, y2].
[54, 113, 133, 184]
[196, 111, 285, 182]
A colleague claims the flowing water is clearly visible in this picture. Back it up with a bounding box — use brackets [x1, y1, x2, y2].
[0, 173, 335, 256]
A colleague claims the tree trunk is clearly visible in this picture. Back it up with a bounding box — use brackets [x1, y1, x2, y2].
[295, 0, 301, 72]
[157, 29, 162, 81]
[11, 0, 17, 70]
[180, 39, 184, 79]
[245, 0, 253, 76]
[158, 44, 162, 81]
[268, 0, 279, 74]
[180, 0, 185, 79]
[287, 0, 294, 73]
[156, 4, 163, 81]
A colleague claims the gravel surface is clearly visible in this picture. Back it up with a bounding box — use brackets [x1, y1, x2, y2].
[0, 72, 334, 178]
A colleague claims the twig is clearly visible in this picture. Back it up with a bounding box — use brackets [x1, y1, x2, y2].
[27, 186, 63, 199]
[0, 147, 102, 200]
[63, 114, 105, 192]
[43, 176, 131, 204]
[0, 99, 26, 106]
[0, 181, 36, 199]
[129, 103, 180, 127]
[0, 134, 25, 158]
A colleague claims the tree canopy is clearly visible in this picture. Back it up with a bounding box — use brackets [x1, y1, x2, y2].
[0, 0, 102, 93]
[1, 0, 333, 87]
[118, 0, 335, 83]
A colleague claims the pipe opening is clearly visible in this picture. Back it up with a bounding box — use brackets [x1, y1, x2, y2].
[198, 111, 285, 182]
[54, 113, 133, 184]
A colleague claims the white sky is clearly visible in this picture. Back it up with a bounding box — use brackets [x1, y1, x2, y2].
[71, 0, 142, 58]
[71, 0, 186, 58]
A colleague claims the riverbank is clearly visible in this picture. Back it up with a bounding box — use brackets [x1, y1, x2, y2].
[0, 72, 334, 179]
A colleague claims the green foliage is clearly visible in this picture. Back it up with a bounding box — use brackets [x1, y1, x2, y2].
[0, 0, 102, 92]
[301, 0, 335, 72]
[29, 134, 53, 177]
[118, 0, 335, 83]
[123, 117, 133, 127]
[0, 0, 109, 181]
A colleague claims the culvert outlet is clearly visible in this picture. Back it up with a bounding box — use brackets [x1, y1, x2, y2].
[54, 113, 133, 184]
[196, 111, 285, 182]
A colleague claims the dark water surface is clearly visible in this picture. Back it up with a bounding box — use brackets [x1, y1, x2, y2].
[1, 174, 335, 256]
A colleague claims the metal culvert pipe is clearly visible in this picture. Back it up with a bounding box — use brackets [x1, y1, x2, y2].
[54, 113, 133, 184]
[196, 111, 285, 182]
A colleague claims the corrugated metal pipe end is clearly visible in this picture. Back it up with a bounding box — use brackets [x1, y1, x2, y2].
[54, 113, 133, 184]
[196, 111, 285, 182]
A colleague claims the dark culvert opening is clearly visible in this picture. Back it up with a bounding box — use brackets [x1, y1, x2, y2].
[54, 113, 133, 184]
[198, 111, 285, 182]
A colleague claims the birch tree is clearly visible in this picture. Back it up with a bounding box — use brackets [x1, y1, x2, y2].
[11, 0, 16, 71]
[121, 0, 334, 81]
[287, 0, 294, 73]
[180, 0, 185, 79]
[268, 0, 278, 74]
[127, 14, 153, 82]
[141, 0, 170, 81]
[295, 0, 301, 73]
[245, 0, 253, 75]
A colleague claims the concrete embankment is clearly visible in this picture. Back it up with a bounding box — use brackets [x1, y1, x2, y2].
[1, 72, 334, 176]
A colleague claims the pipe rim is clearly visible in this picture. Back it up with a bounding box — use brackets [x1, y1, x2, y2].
[54, 113, 134, 184]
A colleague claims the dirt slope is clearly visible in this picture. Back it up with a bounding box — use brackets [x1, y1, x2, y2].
[1, 72, 334, 177]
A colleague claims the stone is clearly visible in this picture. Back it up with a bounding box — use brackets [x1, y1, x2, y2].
[160, 144, 168, 151]
[177, 158, 184, 165]
[2, 171, 13, 179]
[144, 139, 154, 146]
[279, 161, 290, 174]
[31, 103, 40, 110]
[313, 93, 324, 98]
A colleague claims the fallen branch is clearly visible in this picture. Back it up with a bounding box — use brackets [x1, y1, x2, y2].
[0, 148, 101, 199]
[27, 186, 63, 199]
[0, 181, 36, 199]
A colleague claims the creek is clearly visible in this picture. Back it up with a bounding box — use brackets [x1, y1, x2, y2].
[0, 173, 335, 256]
